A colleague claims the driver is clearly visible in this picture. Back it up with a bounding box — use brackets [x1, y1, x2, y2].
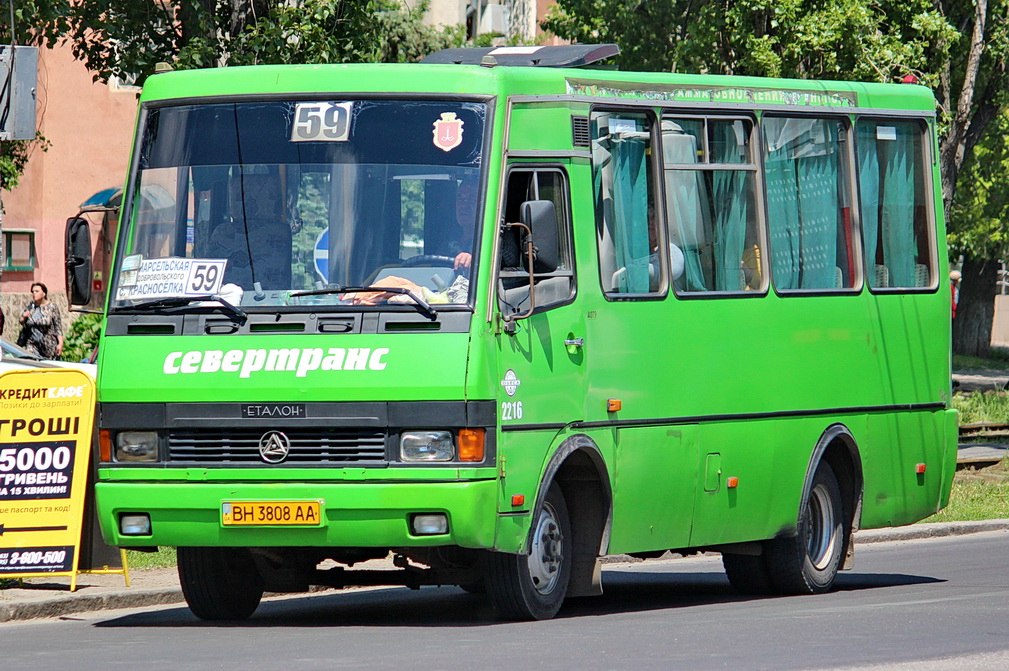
[449, 180, 478, 270]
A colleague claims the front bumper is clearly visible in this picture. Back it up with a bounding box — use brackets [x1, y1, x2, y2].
[96, 478, 498, 549]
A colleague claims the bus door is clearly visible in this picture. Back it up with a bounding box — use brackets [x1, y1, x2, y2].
[579, 109, 699, 552]
[493, 165, 585, 501]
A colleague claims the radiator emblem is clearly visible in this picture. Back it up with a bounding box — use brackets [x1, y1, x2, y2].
[259, 431, 291, 464]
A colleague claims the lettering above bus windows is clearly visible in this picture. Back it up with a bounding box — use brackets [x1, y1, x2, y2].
[567, 78, 858, 108]
[290, 102, 353, 142]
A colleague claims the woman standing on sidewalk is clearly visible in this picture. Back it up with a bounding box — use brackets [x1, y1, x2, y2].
[18, 282, 63, 359]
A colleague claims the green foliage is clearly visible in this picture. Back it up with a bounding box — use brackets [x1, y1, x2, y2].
[61, 312, 101, 363]
[223, 0, 463, 67]
[948, 111, 1009, 261]
[953, 391, 1009, 425]
[0, 133, 50, 194]
[542, 0, 954, 83]
[52, 0, 464, 86]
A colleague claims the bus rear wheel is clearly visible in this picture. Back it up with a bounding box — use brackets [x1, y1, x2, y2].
[765, 462, 846, 594]
[178, 547, 265, 620]
[721, 553, 774, 594]
[485, 483, 571, 620]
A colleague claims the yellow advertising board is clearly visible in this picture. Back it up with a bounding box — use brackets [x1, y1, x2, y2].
[0, 368, 103, 586]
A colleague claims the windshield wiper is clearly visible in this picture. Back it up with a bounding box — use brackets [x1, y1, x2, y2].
[123, 295, 247, 323]
[290, 286, 437, 320]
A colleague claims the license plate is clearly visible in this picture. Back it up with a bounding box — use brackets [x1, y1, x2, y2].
[222, 501, 322, 526]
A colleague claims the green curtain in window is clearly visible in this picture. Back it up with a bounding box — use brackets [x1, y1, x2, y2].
[611, 134, 651, 293]
[797, 133, 840, 289]
[711, 124, 749, 291]
[856, 124, 880, 285]
[765, 135, 802, 290]
[882, 129, 916, 286]
[764, 119, 839, 290]
[663, 132, 708, 291]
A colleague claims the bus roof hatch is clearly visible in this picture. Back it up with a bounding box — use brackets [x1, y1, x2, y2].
[420, 44, 619, 68]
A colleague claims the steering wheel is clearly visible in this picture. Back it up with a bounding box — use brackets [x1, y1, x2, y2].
[401, 254, 456, 267]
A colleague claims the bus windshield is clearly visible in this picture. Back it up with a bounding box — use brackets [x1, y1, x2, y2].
[111, 99, 486, 310]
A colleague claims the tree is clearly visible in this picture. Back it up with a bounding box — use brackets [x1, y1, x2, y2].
[63, 0, 462, 86]
[544, 0, 1009, 356]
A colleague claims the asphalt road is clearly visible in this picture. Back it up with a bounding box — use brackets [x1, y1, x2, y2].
[3, 530, 1009, 670]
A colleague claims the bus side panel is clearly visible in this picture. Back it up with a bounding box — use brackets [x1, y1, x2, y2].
[492, 430, 555, 554]
[858, 409, 952, 529]
[684, 418, 821, 548]
[605, 425, 697, 554]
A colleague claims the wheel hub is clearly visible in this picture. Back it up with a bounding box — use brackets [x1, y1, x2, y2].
[527, 502, 564, 595]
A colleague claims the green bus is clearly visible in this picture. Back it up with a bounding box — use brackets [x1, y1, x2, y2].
[66, 44, 957, 621]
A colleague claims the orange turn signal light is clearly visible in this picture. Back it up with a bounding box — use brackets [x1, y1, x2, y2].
[99, 429, 112, 462]
[915, 463, 926, 474]
[607, 398, 622, 412]
[458, 428, 485, 462]
[511, 494, 525, 507]
[727, 476, 739, 489]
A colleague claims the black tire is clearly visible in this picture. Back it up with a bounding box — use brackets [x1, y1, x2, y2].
[458, 580, 486, 594]
[177, 547, 265, 621]
[722, 553, 775, 594]
[485, 484, 572, 620]
[764, 462, 847, 595]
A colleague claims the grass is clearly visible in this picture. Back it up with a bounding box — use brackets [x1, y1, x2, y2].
[953, 351, 1009, 370]
[922, 457, 1009, 523]
[953, 390, 1009, 424]
[125, 547, 177, 570]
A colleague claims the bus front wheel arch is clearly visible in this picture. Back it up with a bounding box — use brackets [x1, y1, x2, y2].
[485, 482, 572, 620]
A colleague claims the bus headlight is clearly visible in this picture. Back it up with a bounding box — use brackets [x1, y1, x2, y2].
[116, 431, 159, 462]
[400, 431, 454, 462]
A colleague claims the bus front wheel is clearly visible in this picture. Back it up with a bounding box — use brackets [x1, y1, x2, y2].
[765, 461, 846, 594]
[178, 546, 265, 620]
[485, 483, 572, 620]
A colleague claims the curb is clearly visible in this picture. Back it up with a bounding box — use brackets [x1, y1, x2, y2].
[854, 518, 1009, 544]
[2, 520, 1008, 622]
[0, 588, 184, 623]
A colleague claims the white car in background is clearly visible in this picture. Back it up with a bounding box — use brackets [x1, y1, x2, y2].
[0, 337, 97, 378]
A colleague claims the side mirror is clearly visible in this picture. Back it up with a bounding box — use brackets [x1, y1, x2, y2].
[65, 216, 93, 306]
[519, 200, 559, 273]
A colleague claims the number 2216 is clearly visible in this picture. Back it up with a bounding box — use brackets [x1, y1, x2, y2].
[502, 401, 523, 421]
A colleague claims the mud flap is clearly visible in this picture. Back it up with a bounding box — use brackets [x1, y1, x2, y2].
[568, 556, 602, 597]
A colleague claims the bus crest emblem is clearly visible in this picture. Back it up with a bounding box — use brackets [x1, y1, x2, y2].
[433, 112, 464, 152]
[501, 369, 521, 397]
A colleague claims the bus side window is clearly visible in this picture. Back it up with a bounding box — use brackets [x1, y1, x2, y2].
[592, 111, 661, 296]
[497, 168, 574, 316]
[762, 116, 857, 291]
[856, 119, 934, 290]
[662, 116, 763, 293]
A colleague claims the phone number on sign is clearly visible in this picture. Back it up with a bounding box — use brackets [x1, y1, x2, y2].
[4, 550, 67, 566]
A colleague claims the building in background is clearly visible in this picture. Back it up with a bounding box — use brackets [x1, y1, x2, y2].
[411, 0, 559, 44]
[0, 43, 137, 343]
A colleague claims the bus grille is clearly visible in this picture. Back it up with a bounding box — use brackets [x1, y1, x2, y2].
[167, 429, 387, 464]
